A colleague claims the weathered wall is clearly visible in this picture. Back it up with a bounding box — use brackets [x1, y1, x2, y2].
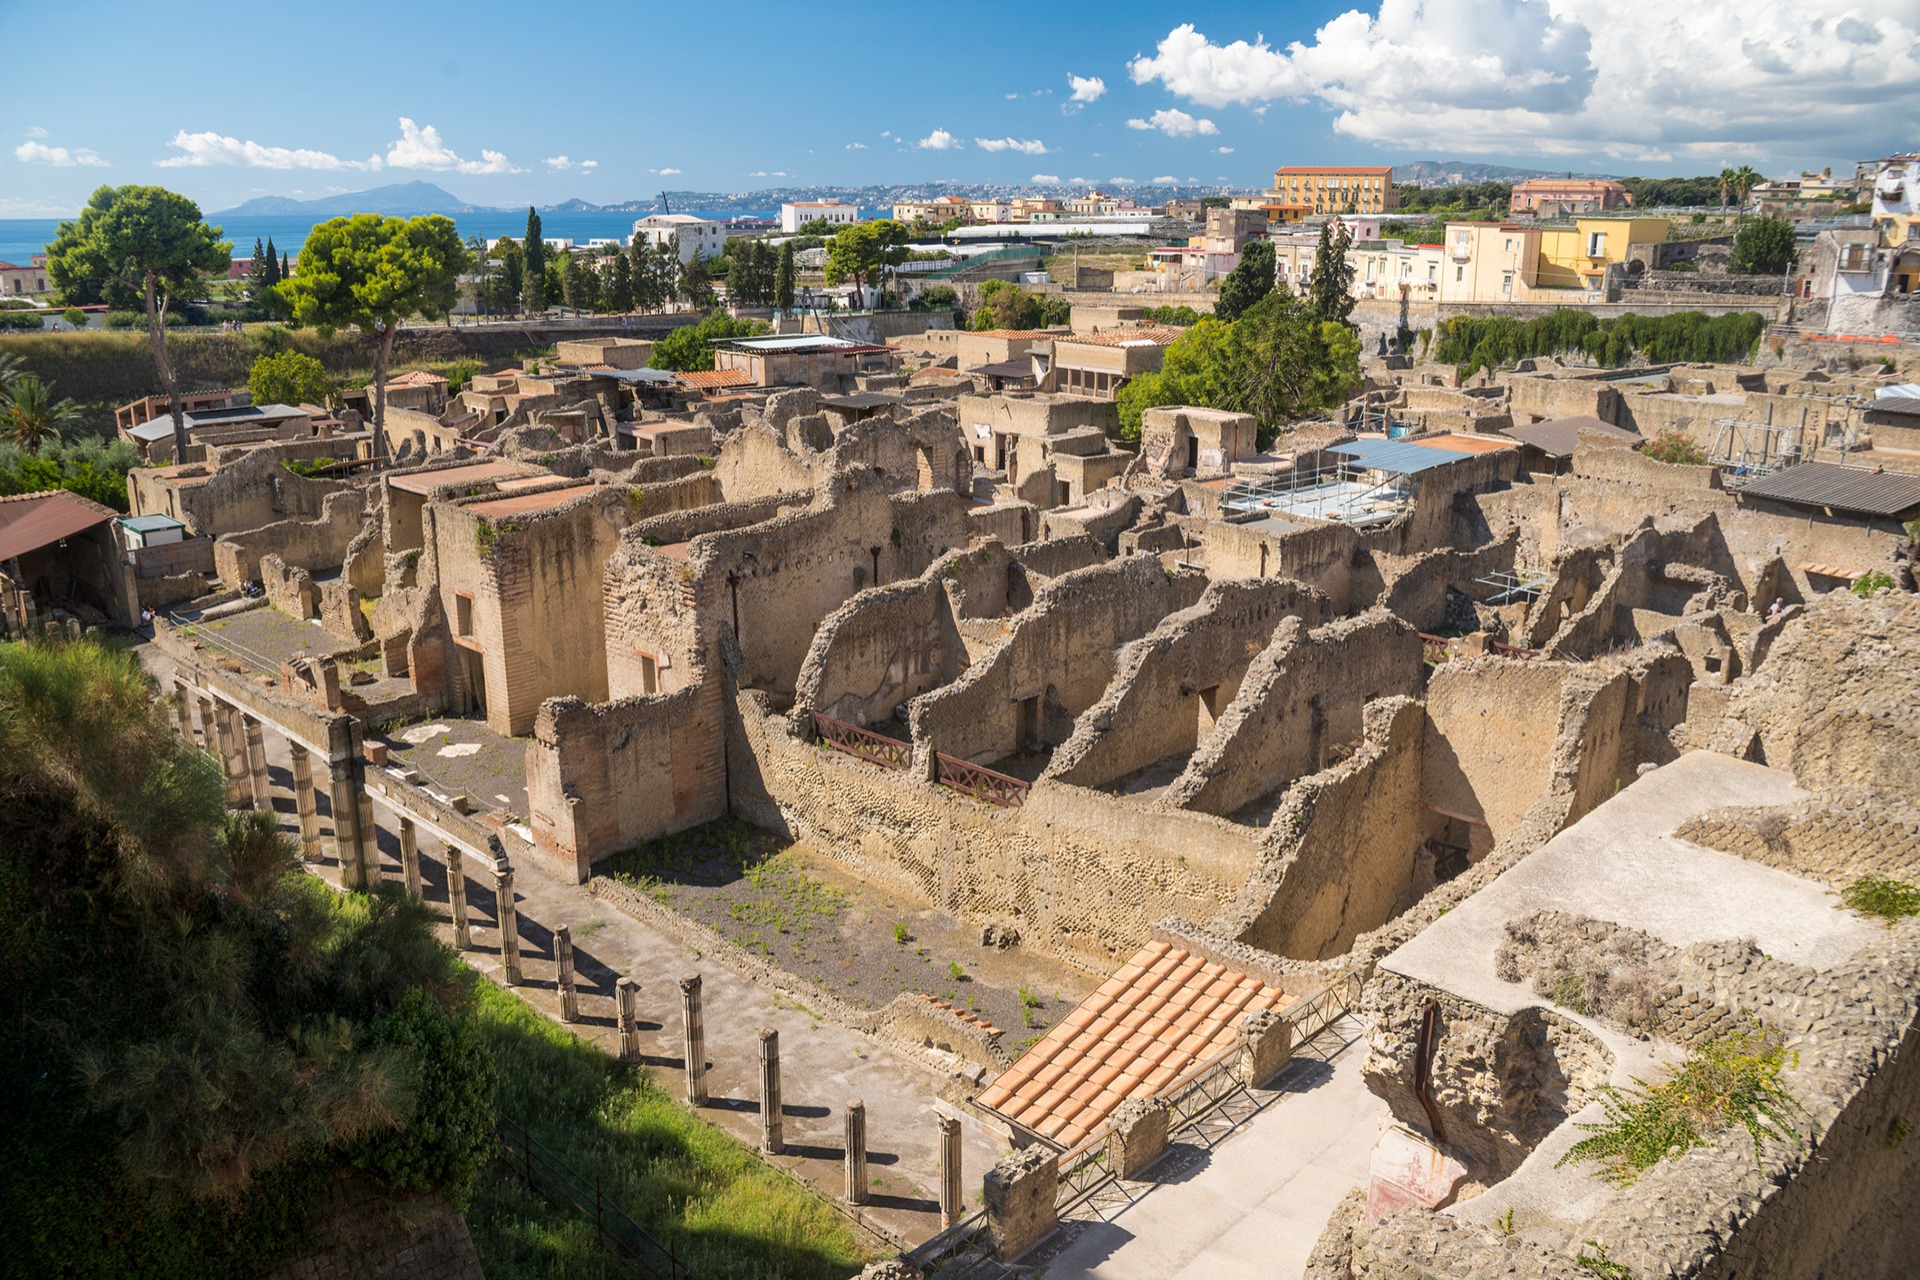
[266, 1176, 484, 1280]
[1421, 660, 1605, 844]
[213, 488, 367, 586]
[793, 573, 968, 728]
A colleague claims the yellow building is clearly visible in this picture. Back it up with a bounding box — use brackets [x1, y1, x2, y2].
[1270, 166, 1399, 215]
[1534, 216, 1670, 289]
[1436, 224, 1540, 304]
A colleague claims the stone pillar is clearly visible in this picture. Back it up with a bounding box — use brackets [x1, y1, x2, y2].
[1238, 1008, 1294, 1086]
[215, 704, 249, 805]
[356, 792, 378, 882]
[397, 816, 421, 901]
[681, 975, 707, 1105]
[289, 744, 321, 861]
[939, 1115, 964, 1228]
[1106, 1096, 1171, 1180]
[616, 976, 640, 1059]
[446, 844, 471, 949]
[242, 715, 270, 810]
[328, 762, 368, 889]
[492, 857, 521, 986]
[984, 1145, 1059, 1261]
[844, 1100, 868, 1206]
[195, 693, 218, 754]
[171, 679, 195, 741]
[759, 1028, 783, 1155]
[556, 924, 579, 1023]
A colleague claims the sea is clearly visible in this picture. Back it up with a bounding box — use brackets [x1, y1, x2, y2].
[0, 208, 780, 264]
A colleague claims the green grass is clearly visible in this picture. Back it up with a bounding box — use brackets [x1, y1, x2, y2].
[466, 983, 870, 1280]
[1840, 874, 1920, 924]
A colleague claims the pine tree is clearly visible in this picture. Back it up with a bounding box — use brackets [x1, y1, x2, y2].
[1306, 223, 1356, 326]
[247, 237, 270, 297]
[775, 241, 796, 311]
[280, 252, 290, 279]
[603, 253, 634, 312]
[679, 247, 713, 307]
[263, 236, 280, 286]
[522, 207, 546, 313]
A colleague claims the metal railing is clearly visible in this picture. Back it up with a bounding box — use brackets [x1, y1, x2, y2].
[934, 753, 1030, 807]
[812, 712, 912, 771]
[903, 1210, 1003, 1280]
[1418, 632, 1451, 664]
[497, 1114, 688, 1279]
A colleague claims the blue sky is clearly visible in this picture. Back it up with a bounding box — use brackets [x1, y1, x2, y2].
[5, 0, 1917, 215]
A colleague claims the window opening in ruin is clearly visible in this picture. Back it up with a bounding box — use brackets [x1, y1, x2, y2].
[1016, 694, 1041, 746]
[639, 652, 659, 695]
[454, 592, 474, 638]
[1198, 684, 1224, 737]
[1186, 435, 1199, 473]
[869, 546, 882, 586]
[1057, 480, 1072, 506]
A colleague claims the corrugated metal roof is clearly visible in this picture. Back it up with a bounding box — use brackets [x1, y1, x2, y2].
[1737, 462, 1920, 517]
[1501, 416, 1642, 457]
[1327, 437, 1474, 474]
[0, 490, 117, 562]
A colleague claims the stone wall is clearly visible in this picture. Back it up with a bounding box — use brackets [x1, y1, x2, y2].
[266, 1176, 483, 1280]
[213, 488, 367, 586]
[793, 572, 968, 728]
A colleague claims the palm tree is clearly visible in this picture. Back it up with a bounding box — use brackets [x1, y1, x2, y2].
[0, 374, 82, 450]
[1733, 165, 1761, 213]
[1720, 167, 1736, 213]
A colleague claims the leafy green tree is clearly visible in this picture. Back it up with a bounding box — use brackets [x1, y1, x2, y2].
[602, 251, 634, 312]
[1306, 222, 1356, 326]
[1215, 239, 1275, 322]
[247, 349, 332, 408]
[60, 307, 86, 329]
[45, 185, 231, 463]
[521, 208, 546, 313]
[1732, 216, 1796, 274]
[825, 219, 909, 303]
[282, 214, 468, 458]
[679, 247, 715, 307]
[0, 375, 83, 450]
[0, 437, 141, 510]
[489, 237, 525, 315]
[774, 241, 797, 311]
[561, 254, 600, 312]
[649, 308, 771, 372]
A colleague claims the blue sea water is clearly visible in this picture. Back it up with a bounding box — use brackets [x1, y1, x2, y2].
[0, 208, 779, 264]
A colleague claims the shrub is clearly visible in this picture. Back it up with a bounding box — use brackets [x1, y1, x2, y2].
[1641, 432, 1708, 466]
[353, 988, 499, 1207]
[249, 348, 332, 408]
[1840, 874, 1920, 923]
[61, 308, 87, 328]
[1558, 1026, 1801, 1186]
[1850, 570, 1897, 598]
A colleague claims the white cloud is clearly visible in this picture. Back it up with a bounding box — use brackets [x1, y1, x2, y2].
[976, 137, 1049, 155]
[1111, 177, 1138, 186]
[25, 126, 48, 139]
[546, 155, 597, 172]
[0, 196, 78, 216]
[385, 118, 522, 174]
[747, 170, 790, 177]
[1127, 4, 1920, 162]
[880, 130, 892, 138]
[1067, 73, 1107, 103]
[581, 160, 598, 169]
[17, 139, 108, 167]
[1006, 92, 1021, 100]
[156, 131, 372, 170]
[648, 167, 682, 175]
[918, 129, 962, 150]
[1126, 109, 1219, 137]
[846, 142, 869, 150]
[1151, 175, 1178, 183]
[1214, 146, 1235, 154]
[1068, 176, 1092, 183]
[1031, 173, 1061, 183]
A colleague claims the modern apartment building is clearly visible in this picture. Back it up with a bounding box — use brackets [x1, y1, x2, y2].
[1269, 166, 1399, 215]
[779, 202, 859, 233]
[1509, 178, 1633, 217]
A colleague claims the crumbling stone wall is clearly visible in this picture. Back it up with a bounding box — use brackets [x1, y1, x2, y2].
[909, 556, 1207, 767]
[792, 572, 968, 728]
[214, 488, 367, 586]
[1045, 577, 1328, 791]
[1165, 610, 1424, 820]
[1676, 794, 1920, 890]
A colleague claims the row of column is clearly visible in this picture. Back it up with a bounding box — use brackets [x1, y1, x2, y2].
[170, 681, 966, 1227]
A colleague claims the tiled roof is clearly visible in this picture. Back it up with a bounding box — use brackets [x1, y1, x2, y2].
[1276, 165, 1394, 175]
[1061, 326, 1186, 348]
[975, 938, 1289, 1150]
[387, 369, 449, 387]
[968, 329, 1054, 339]
[674, 369, 756, 390]
[1407, 432, 1517, 455]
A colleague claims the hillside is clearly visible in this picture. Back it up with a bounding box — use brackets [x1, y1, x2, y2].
[214, 180, 509, 217]
[1396, 159, 1621, 187]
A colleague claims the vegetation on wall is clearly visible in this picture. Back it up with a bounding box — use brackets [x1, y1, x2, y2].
[649, 308, 772, 373]
[969, 278, 1072, 332]
[0, 636, 497, 1278]
[1433, 309, 1768, 377]
[1641, 432, 1710, 466]
[1732, 216, 1797, 275]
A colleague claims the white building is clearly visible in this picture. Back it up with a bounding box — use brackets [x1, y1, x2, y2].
[779, 202, 859, 234]
[632, 214, 729, 263]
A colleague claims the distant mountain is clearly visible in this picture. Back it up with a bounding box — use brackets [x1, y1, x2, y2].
[213, 181, 510, 218]
[1396, 160, 1621, 187]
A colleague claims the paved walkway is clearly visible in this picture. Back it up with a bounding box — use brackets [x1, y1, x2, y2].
[1034, 1014, 1384, 1280]
[201, 693, 1006, 1250]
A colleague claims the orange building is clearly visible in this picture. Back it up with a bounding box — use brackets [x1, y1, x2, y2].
[1270, 165, 1399, 215]
[1509, 178, 1633, 217]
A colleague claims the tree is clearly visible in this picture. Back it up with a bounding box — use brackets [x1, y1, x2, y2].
[1215, 239, 1275, 322]
[649, 308, 771, 372]
[521, 207, 546, 313]
[248, 349, 332, 408]
[561, 253, 600, 312]
[0, 374, 83, 449]
[1306, 222, 1356, 326]
[1732, 216, 1796, 274]
[774, 241, 797, 311]
[825, 219, 909, 304]
[490, 237, 525, 315]
[45, 185, 231, 463]
[263, 236, 281, 286]
[602, 252, 634, 312]
[1720, 166, 1736, 213]
[247, 237, 271, 297]
[1732, 165, 1761, 212]
[679, 247, 715, 307]
[282, 214, 468, 459]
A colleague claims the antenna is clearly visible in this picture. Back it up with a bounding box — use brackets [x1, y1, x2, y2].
[660, 191, 671, 214]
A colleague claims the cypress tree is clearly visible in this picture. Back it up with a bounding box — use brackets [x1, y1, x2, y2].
[247, 238, 269, 296]
[775, 241, 796, 312]
[281, 252, 290, 279]
[263, 236, 280, 285]
[522, 208, 546, 312]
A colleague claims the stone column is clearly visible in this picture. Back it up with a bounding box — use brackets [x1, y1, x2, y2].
[759, 1028, 783, 1155]
[492, 857, 521, 986]
[195, 693, 218, 754]
[556, 924, 580, 1023]
[216, 704, 249, 805]
[328, 762, 368, 890]
[242, 715, 270, 810]
[1238, 1008, 1294, 1086]
[289, 744, 321, 861]
[616, 976, 640, 1059]
[844, 1100, 868, 1206]
[397, 817, 421, 900]
[356, 792, 378, 883]
[1105, 1096, 1170, 1180]
[171, 679, 195, 741]
[681, 975, 707, 1105]
[985, 1146, 1060, 1262]
[939, 1115, 964, 1228]
[446, 844, 471, 949]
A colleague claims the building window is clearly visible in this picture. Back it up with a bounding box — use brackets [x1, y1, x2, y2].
[1502, 271, 1514, 294]
[1587, 231, 1606, 256]
[1455, 266, 1465, 282]
[454, 593, 474, 638]
[638, 652, 659, 695]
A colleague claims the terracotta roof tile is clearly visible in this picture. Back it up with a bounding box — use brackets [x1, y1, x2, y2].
[1062, 326, 1186, 348]
[675, 369, 756, 390]
[975, 940, 1287, 1150]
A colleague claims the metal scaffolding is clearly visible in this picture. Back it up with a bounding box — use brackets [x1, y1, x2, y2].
[1472, 571, 1548, 604]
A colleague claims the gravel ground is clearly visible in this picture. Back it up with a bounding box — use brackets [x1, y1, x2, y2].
[601, 819, 1096, 1054]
